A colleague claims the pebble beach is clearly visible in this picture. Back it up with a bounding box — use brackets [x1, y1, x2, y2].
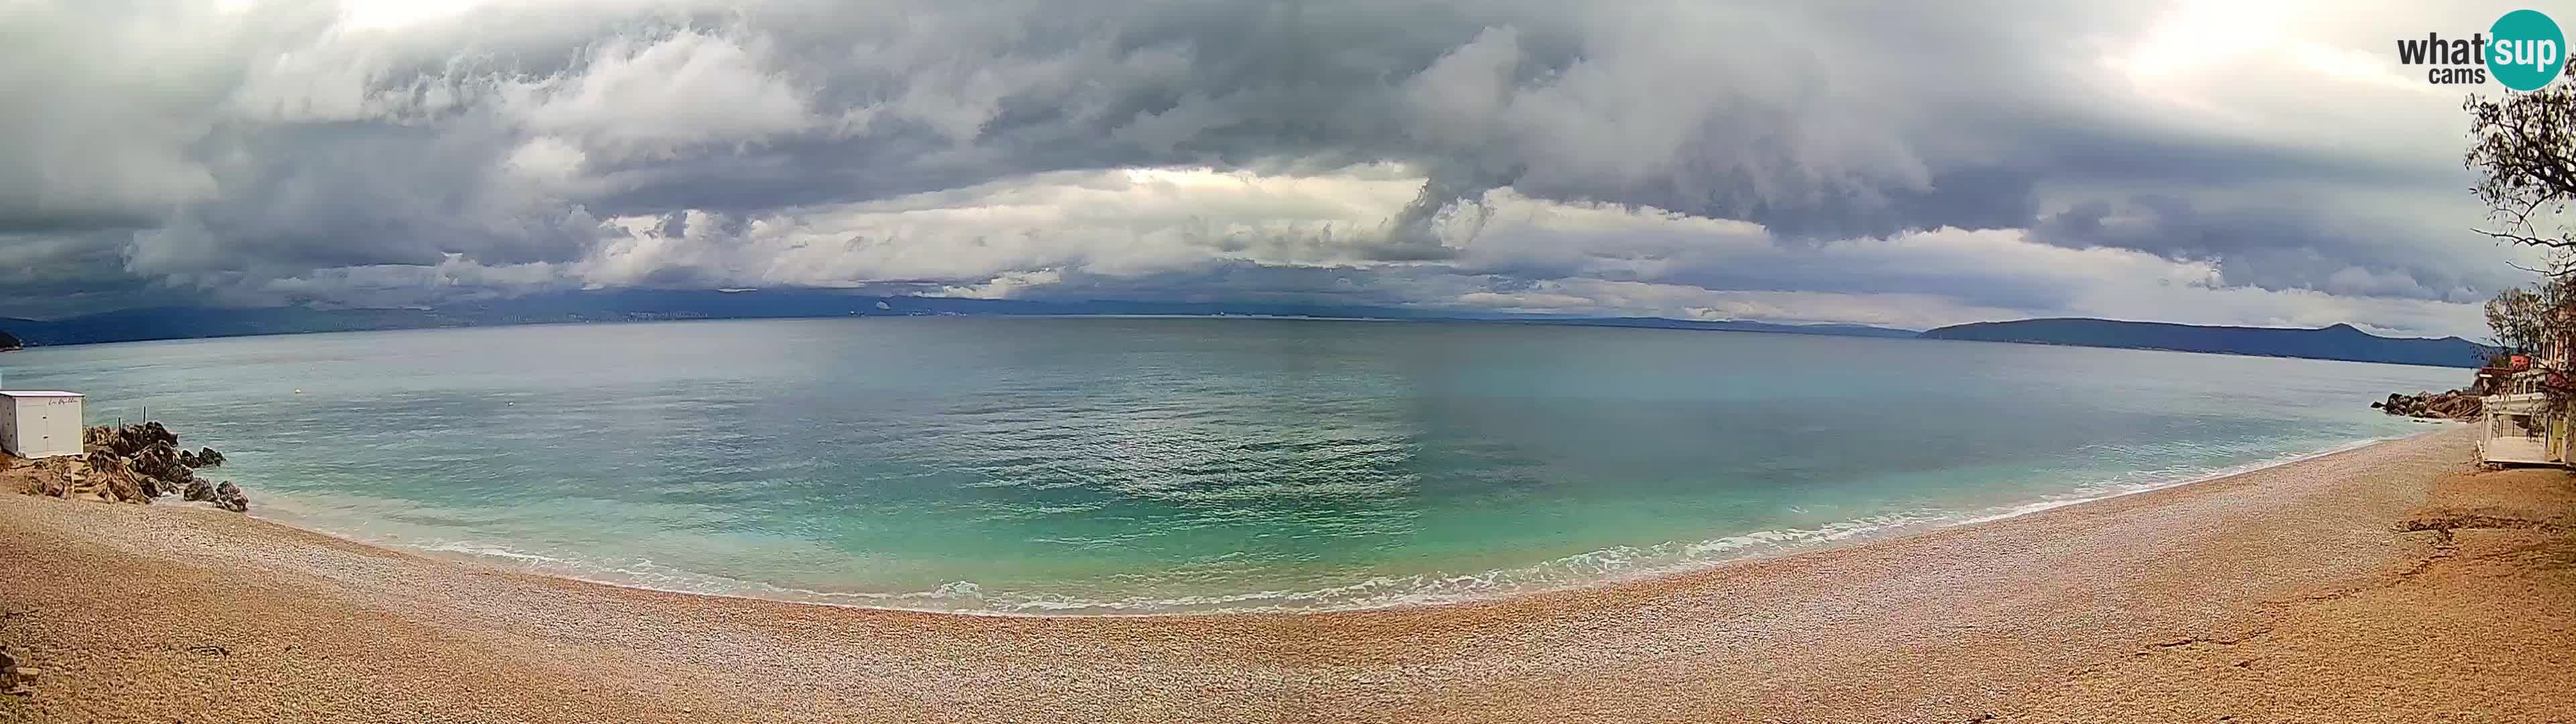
[1, 426, 2569, 723]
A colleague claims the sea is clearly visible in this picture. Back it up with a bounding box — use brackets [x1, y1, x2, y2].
[0, 316, 2465, 614]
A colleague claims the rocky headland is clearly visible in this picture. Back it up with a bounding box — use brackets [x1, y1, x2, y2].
[1, 422, 243, 511]
[2371, 389, 2482, 420]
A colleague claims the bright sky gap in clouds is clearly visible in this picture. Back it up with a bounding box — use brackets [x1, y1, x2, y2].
[0, 0, 2549, 337]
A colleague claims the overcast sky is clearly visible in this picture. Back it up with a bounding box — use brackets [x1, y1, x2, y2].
[0, 0, 2553, 337]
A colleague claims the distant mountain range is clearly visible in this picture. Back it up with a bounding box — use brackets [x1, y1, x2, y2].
[0, 290, 1918, 347]
[1917, 318, 2496, 368]
[0, 290, 2496, 368]
[1495, 316, 1920, 338]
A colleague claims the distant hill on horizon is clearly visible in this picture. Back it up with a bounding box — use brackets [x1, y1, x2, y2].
[0, 290, 1920, 347]
[1918, 318, 2496, 369]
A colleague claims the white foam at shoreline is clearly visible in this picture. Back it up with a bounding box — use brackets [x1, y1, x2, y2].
[250, 431, 2428, 617]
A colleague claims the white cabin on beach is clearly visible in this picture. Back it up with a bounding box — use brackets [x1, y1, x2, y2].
[0, 391, 84, 459]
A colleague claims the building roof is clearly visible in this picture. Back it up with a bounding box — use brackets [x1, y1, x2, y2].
[0, 391, 83, 398]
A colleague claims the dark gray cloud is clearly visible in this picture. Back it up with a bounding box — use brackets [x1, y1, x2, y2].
[0, 0, 2528, 337]
[2030, 194, 2504, 304]
[0, 231, 156, 319]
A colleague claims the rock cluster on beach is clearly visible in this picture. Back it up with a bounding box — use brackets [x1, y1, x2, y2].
[1, 422, 245, 511]
[0, 647, 36, 697]
[2371, 389, 2482, 420]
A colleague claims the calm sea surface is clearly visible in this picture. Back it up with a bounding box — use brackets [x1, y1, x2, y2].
[0, 317, 2463, 613]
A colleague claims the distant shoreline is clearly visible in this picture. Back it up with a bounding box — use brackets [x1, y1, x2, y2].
[9, 427, 2568, 722]
[3, 311, 2489, 370]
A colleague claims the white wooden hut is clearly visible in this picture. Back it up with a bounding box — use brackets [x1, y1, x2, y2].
[0, 391, 85, 459]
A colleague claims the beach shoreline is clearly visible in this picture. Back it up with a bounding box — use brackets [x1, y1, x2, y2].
[240, 430, 2455, 619]
[4, 426, 2571, 722]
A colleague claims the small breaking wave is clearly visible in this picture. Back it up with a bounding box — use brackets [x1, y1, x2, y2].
[380, 511, 1943, 616]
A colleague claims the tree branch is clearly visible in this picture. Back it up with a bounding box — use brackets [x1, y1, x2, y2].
[2502, 258, 2575, 277]
[2476, 228, 2576, 247]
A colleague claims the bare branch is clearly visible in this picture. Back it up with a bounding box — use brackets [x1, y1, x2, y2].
[2475, 228, 2576, 247]
[2500, 258, 2576, 278]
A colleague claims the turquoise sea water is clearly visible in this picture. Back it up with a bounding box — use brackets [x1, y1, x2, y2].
[0, 317, 2463, 613]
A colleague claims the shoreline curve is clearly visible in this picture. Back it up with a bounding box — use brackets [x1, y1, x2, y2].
[235, 427, 2445, 618]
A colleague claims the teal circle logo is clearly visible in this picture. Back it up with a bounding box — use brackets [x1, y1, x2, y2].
[2490, 9, 2567, 91]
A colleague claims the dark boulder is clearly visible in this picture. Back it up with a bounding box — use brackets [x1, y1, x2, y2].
[212, 481, 248, 513]
[128, 446, 191, 497]
[178, 447, 225, 469]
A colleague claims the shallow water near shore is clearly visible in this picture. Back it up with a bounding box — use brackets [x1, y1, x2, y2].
[0, 317, 2463, 613]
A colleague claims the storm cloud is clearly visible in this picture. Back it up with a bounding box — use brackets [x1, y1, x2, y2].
[0, 0, 2546, 336]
